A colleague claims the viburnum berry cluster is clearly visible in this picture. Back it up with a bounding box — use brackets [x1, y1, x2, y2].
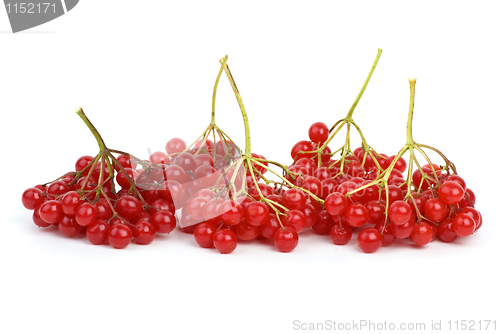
[21, 51, 482, 254]
[289, 72, 481, 253]
[177, 56, 325, 253]
[21, 109, 182, 249]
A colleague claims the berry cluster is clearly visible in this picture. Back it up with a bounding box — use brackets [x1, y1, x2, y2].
[285, 74, 482, 253]
[21, 51, 482, 254]
[21, 109, 181, 249]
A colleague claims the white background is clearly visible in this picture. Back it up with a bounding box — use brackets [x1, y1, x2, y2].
[1, 1, 499, 334]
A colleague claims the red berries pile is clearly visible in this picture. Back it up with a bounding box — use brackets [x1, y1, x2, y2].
[22, 153, 175, 249]
[20, 54, 482, 255]
[284, 120, 482, 253]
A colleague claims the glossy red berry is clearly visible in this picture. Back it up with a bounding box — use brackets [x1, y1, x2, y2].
[451, 213, 476, 237]
[357, 228, 383, 253]
[115, 195, 143, 220]
[22, 188, 45, 210]
[274, 226, 299, 252]
[424, 198, 449, 222]
[311, 210, 335, 235]
[410, 222, 434, 246]
[260, 214, 281, 239]
[193, 222, 217, 248]
[324, 192, 348, 216]
[345, 203, 370, 227]
[308, 122, 329, 144]
[374, 222, 396, 246]
[245, 201, 269, 227]
[132, 221, 157, 245]
[86, 219, 110, 245]
[61, 191, 83, 216]
[39, 200, 63, 224]
[438, 181, 465, 205]
[234, 220, 260, 240]
[291, 140, 314, 160]
[213, 229, 238, 254]
[330, 224, 352, 245]
[389, 217, 416, 239]
[282, 189, 307, 210]
[283, 209, 306, 233]
[388, 200, 412, 225]
[438, 219, 458, 243]
[219, 200, 244, 226]
[165, 137, 187, 155]
[75, 202, 98, 227]
[151, 210, 176, 234]
[108, 223, 133, 249]
[59, 215, 82, 237]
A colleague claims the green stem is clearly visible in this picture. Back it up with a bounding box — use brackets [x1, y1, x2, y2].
[76, 108, 106, 153]
[407, 78, 417, 145]
[220, 55, 252, 157]
[211, 64, 225, 125]
[345, 48, 383, 121]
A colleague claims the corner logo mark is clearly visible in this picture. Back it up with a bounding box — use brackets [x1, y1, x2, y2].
[4, 0, 79, 33]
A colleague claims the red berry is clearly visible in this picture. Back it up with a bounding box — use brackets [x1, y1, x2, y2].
[381, 185, 403, 205]
[116, 168, 138, 189]
[75, 202, 98, 226]
[59, 215, 82, 237]
[151, 210, 176, 234]
[86, 219, 110, 245]
[95, 199, 113, 220]
[175, 152, 197, 172]
[438, 181, 465, 205]
[165, 137, 187, 155]
[330, 224, 352, 245]
[424, 198, 449, 222]
[303, 203, 318, 228]
[245, 201, 270, 227]
[39, 200, 63, 224]
[374, 222, 396, 246]
[22, 188, 45, 210]
[438, 219, 458, 242]
[149, 151, 170, 165]
[274, 226, 299, 252]
[458, 188, 476, 208]
[311, 210, 335, 235]
[108, 223, 133, 249]
[324, 192, 348, 216]
[116, 154, 137, 170]
[219, 200, 244, 226]
[308, 122, 329, 144]
[213, 229, 238, 254]
[193, 222, 217, 248]
[283, 209, 306, 233]
[61, 191, 83, 216]
[234, 220, 260, 240]
[388, 200, 412, 225]
[410, 222, 434, 246]
[132, 221, 157, 245]
[389, 217, 416, 239]
[366, 200, 386, 225]
[386, 155, 407, 173]
[291, 140, 314, 160]
[32, 208, 51, 228]
[451, 213, 476, 237]
[345, 203, 370, 227]
[260, 214, 281, 239]
[282, 189, 307, 211]
[115, 195, 143, 220]
[357, 228, 383, 253]
[448, 175, 466, 190]
[75, 155, 94, 173]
